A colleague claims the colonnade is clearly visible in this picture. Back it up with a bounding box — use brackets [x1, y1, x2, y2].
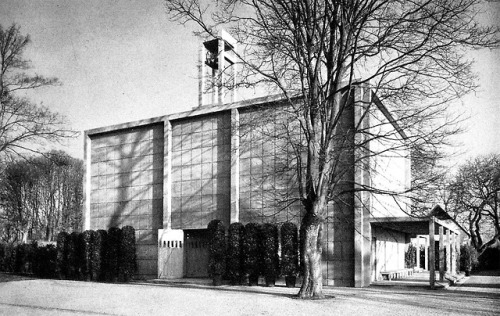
[413, 217, 461, 289]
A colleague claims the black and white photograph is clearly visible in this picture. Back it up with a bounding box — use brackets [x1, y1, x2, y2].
[0, 0, 499, 315]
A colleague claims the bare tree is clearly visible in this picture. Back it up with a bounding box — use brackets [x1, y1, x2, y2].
[165, 0, 498, 297]
[410, 146, 454, 216]
[448, 154, 500, 254]
[0, 24, 74, 160]
[0, 151, 83, 243]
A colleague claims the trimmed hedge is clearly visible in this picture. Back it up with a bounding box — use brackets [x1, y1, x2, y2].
[90, 230, 102, 281]
[1, 226, 137, 283]
[107, 227, 122, 282]
[281, 222, 299, 277]
[227, 222, 245, 284]
[261, 223, 279, 285]
[120, 226, 136, 282]
[243, 223, 261, 285]
[207, 220, 226, 278]
[4, 245, 16, 272]
[66, 232, 79, 280]
[96, 229, 108, 281]
[81, 230, 93, 281]
[56, 232, 69, 279]
[0, 244, 5, 271]
[460, 244, 479, 274]
[0, 242, 56, 278]
[32, 243, 57, 278]
[14, 243, 34, 274]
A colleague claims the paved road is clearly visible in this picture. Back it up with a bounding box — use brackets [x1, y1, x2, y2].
[0, 272, 498, 316]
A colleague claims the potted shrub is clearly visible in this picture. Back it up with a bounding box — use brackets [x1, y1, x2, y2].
[243, 223, 261, 286]
[460, 244, 478, 276]
[281, 222, 299, 287]
[227, 222, 245, 285]
[207, 220, 226, 286]
[261, 223, 279, 287]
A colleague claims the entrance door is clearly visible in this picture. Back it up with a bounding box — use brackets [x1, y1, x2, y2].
[184, 229, 209, 278]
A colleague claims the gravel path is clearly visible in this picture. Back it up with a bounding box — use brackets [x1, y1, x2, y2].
[0, 273, 498, 316]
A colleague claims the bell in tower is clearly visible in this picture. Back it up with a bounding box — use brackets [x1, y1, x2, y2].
[199, 30, 238, 107]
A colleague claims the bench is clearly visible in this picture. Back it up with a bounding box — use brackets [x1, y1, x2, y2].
[381, 268, 414, 281]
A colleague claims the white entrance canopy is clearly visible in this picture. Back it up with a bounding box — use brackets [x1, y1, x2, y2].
[370, 205, 468, 288]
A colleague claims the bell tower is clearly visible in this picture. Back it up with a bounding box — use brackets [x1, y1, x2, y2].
[199, 30, 238, 106]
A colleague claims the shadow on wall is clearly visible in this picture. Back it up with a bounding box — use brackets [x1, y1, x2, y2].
[238, 104, 304, 226]
[90, 124, 164, 246]
[171, 114, 232, 229]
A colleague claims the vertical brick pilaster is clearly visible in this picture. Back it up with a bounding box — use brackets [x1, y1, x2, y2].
[446, 229, 451, 275]
[439, 226, 445, 281]
[163, 120, 172, 229]
[451, 232, 457, 275]
[416, 236, 421, 269]
[424, 236, 429, 270]
[354, 85, 372, 287]
[230, 108, 240, 223]
[83, 133, 91, 231]
[429, 217, 435, 289]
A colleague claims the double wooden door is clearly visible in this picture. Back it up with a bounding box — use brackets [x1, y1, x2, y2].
[184, 229, 209, 278]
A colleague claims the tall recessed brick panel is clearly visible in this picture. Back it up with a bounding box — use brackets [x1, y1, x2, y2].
[89, 124, 164, 278]
[171, 113, 231, 229]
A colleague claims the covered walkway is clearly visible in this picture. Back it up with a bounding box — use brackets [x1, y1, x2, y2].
[370, 205, 468, 289]
[372, 270, 460, 289]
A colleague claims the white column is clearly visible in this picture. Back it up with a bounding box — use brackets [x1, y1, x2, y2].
[424, 236, 429, 270]
[218, 37, 225, 105]
[429, 217, 435, 289]
[451, 233, 456, 275]
[439, 226, 445, 281]
[446, 229, 451, 275]
[416, 236, 421, 269]
[199, 44, 206, 107]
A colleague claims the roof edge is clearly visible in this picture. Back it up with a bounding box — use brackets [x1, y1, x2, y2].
[85, 93, 288, 136]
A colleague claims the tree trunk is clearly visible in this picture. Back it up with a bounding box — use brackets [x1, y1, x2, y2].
[298, 211, 324, 299]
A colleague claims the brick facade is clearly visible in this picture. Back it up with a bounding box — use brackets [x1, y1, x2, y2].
[84, 88, 411, 284]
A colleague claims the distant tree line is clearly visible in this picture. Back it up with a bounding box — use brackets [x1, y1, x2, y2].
[0, 151, 83, 243]
[448, 154, 500, 253]
[411, 153, 500, 269]
[0, 23, 79, 244]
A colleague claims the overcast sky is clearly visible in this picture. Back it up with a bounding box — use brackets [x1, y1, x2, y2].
[0, 0, 499, 167]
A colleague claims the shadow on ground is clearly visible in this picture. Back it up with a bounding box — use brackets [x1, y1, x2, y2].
[0, 273, 33, 283]
[471, 270, 500, 277]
